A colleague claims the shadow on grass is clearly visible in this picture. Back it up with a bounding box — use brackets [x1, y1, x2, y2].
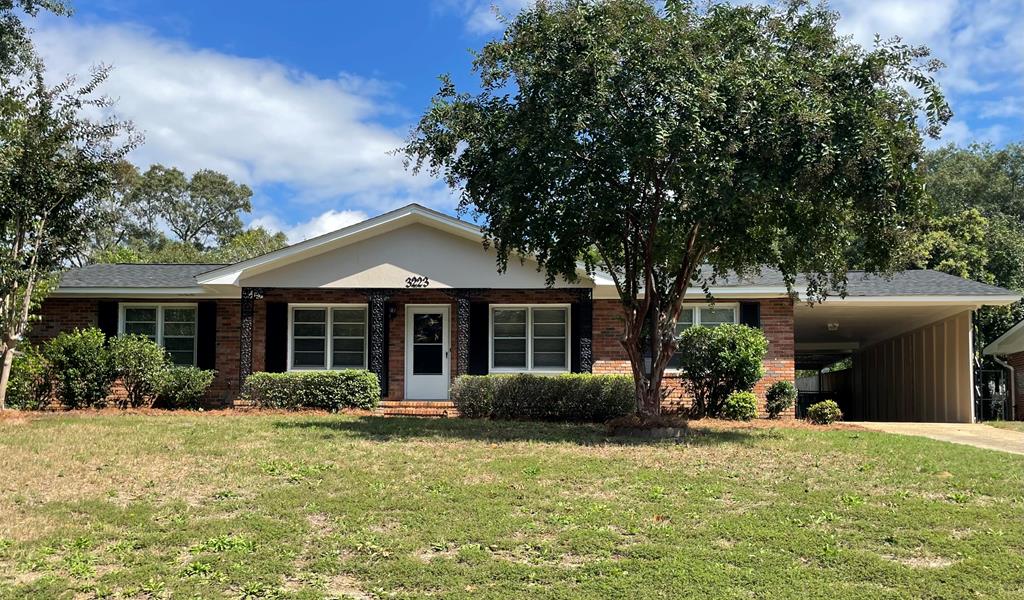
[272, 415, 763, 447]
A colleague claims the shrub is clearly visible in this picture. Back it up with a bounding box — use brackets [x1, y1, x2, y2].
[722, 391, 758, 421]
[44, 328, 116, 408]
[155, 367, 217, 410]
[241, 370, 380, 411]
[450, 374, 634, 423]
[6, 345, 51, 410]
[807, 400, 842, 425]
[765, 380, 798, 419]
[675, 323, 767, 419]
[108, 334, 170, 408]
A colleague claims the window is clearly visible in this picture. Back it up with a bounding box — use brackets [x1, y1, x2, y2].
[289, 305, 367, 370]
[119, 304, 197, 366]
[490, 305, 569, 372]
[668, 304, 739, 369]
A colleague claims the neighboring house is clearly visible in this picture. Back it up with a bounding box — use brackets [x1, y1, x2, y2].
[983, 320, 1024, 420]
[30, 204, 1021, 421]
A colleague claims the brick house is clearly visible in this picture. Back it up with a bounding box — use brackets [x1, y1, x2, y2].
[983, 320, 1024, 421]
[32, 204, 1020, 421]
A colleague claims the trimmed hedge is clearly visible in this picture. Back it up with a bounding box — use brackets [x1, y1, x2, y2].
[450, 374, 634, 423]
[44, 328, 116, 408]
[765, 380, 797, 418]
[722, 391, 758, 421]
[241, 370, 380, 411]
[155, 367, 217, 410]
[807, 400, 842, 425]
[6, 345, 51, 410]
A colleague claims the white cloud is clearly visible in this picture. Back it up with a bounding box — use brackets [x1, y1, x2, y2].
[31, 20, 438, 205]
[251, 209, 369, 244]
[442, 0, 534, 34]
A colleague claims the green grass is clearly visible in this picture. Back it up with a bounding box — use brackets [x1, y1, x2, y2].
[1, 413, 1023, 599]
[987, 420, 1024, 432]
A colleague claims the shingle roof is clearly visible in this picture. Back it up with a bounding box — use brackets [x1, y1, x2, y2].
[57, 262, 1014, 298]
[59, 264, 227, 288]
[695, 267, 1015, 297]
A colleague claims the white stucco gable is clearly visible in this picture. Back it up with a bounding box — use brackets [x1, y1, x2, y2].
[197, 204, 592, 289]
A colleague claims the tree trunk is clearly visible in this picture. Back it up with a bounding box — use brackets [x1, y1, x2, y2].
[0, 345, 14, 411]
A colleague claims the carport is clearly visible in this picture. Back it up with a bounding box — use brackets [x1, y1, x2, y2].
[793, 271, 1019, 423]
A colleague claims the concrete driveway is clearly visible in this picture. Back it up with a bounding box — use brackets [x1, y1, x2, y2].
[854, 422, 1024, 455]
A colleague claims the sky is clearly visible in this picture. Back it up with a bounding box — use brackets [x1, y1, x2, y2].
[29, 0, 1024, 243]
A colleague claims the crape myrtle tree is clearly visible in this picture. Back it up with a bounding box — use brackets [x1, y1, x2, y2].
[404, 0, 950, 417]
[0, 63, 139, 410]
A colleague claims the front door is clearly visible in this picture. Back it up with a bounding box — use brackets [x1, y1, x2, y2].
[405, 305, 450, 400]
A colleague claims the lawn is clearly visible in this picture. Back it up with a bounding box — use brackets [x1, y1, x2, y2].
[1, 413, 1023, 599]
[988, 420, 1024, 433]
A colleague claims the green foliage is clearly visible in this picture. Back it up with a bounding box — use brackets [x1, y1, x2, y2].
[134, 164, 253, 248]
[451, 374, 634, 423]
[241, 370, 380, 411]
[807, 400, 843, 425]
[675, 324, 767, 419]
[765, 380, 798, 419]
[108, 334, 169, 409]
[154, 367, 216, 410]
[722, 391, 758, 421]
[5, 344, 50, 410]
[404, 0, 948, 415]
[43, 328, 115, 408]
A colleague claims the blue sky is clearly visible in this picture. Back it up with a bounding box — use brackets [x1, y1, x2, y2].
[31, 0, 1024, 242]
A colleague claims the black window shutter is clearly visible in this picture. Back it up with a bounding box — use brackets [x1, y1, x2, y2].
[196, 301, 217, 370]
[570, 301, 582, 372]
[468, 302, 489, 375]
[739, 301, 761, 328]
[265, 302, 288, 373]
[97, 301, 119, 340]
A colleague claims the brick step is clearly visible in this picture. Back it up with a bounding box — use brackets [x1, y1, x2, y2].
[377, 400, 459, 417]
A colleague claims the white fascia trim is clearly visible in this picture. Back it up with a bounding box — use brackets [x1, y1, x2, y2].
[51, 287, 240, 299]
[592, 285, 791, 300]
[798, 294, 1021, 306]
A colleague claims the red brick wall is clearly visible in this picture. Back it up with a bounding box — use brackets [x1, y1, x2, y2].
[592, 297, 796, 417]
[29, 297, 238, 407]
[1006, 351, 1024, 420]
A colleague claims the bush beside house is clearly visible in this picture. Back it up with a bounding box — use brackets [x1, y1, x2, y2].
[241, 371, 380, 411]
[675, 324, 768, 419]
[765, 381, 798, 419]
[722, 391, 758, 421]
[807, 400, 843, 425]
[451, 374, 634, 423]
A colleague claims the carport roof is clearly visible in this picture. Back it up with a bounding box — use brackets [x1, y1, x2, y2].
[697, 267, 1015, 297]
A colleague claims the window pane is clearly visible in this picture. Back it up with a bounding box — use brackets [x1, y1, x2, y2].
[678, 308, 694, 327]
[332, 322, 365, 337]
[533, 323, 565, 337]
[293, 351, 325, 367]
[163, 337, 194, 352]
[494, 338, 527, 353]
[494, 309, 526, 324]
[533, 338, 565, 353]
[533, 352, 566, 368]
[700, 307, 735, 327]
[532, 308, 565, 323]
[168, 351, 194, 367]
[332, 308, 364, 323]
[294, 338, 325, 352]
[494, 323, 526, 337]
[494, 352, 527, 368]
[294, 323, 325, 337]
[125, 307, 156, 322]
[332, 352, 364, 369]
[163, 308, 195, 323]
[293, 309, 326, 323]
[125, 322, 157, 338]
[333, 338, 363, 352]
[163, 322, 195, 336]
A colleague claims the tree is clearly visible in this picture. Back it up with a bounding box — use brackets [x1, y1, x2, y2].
[0, 64, 139, 409]
[134, 164, 253, 249]
[206, 227, 287, 263]
[404, 0, 949, 416]
[70, 160, 149, 267]
[0, 1, 69, 75]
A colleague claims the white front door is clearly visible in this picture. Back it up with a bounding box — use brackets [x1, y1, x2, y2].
[405, 305, 450, 400]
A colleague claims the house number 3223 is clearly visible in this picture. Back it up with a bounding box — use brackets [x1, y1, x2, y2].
[405, 276, 430, 288]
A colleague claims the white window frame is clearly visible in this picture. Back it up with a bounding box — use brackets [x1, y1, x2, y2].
[488, 304, 571, 373]
[666, 302, 740, 372]
[286, 303, 369, 371]
[117, 303, 198, 366]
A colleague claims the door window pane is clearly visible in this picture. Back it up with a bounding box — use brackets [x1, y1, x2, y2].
[493, 308, 527, 368]
[413, 344, 443, 375]
[413, 313, 443, 344]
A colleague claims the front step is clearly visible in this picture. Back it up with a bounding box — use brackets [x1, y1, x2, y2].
[377, 400, 459, 418]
